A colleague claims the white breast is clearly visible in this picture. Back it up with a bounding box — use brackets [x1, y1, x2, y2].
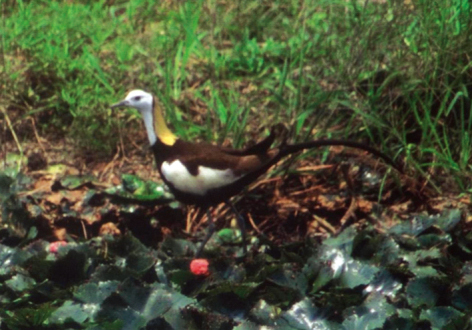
[161, 160, 241, 196]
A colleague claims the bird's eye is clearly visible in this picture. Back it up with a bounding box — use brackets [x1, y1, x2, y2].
[133, 96, 142, 101]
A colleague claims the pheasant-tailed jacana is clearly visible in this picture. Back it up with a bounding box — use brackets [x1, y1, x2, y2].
[111, 90, 400, 256]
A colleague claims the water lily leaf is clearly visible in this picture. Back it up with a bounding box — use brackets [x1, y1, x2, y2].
[48, 249, 88, 285]
[420, 307, 464, 330]
[340, 260, 378, 289]
[451, 283, 472, 311]
[205, 282, 259, 300]
[160, 237, 197, 257]
[416, 233, 451, 249]
[283, 298, 340, 330]
[91, 264, 134, 282]
[233, 320, 267, 329]
[268, 264, 308, 292]
[311, 265, 336, 293]
[459, 262, 472, 286]
[406, 277, 446, 308]
[1, 190, 35, 237]
[343, 291, 396, 330]
[311, 247, 348, 292]
[433, 209, 461, 232]
[75, 281, 120, 304]
[49, 300, 89, 324]
[200, 291, 250, 320]
[126, 252, 156, 275]
[364, 270, 402, 297]
[145, 317, 174, 330]
[97, 305, 146, 330]
[389, 210, 461, 237]
[401, 249, 442, 278]
[352, 229, 381, 260]
[382, 314, 416, 330]
[389, 215, 436, 236]
[5, 273, 36, 292]
[181, 305, 235, 329]
[342, 309, 387, 330]
[84, 320, 124, 330]
[0, 173, 15, 198]
[249, 299, 281, 325]
[0, 245, 25, 275]
[108, 233, 151, 258]
[323, 226, 357, 254]
[118, 279, 195, 327]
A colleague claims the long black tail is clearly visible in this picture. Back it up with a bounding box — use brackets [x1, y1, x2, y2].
[227, 138, 402, 201]
[279, 139, 403, 173]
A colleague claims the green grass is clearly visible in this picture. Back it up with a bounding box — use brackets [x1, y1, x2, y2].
[1, 0, 472, 191]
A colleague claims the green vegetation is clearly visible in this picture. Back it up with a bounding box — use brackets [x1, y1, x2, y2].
[2, 1, 472, 328]
[1, 0, 471, 190]
[1, 171, 471, 329]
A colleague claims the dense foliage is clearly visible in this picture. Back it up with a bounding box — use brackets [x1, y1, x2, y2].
[1, 162, 472, 329]
[2, 1, 472, 329]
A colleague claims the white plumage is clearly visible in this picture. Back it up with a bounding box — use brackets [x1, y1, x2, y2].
[161, 160, 241, 195]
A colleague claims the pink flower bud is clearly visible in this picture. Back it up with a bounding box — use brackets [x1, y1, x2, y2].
[49, 241, 68, 254]
[190, 258, 210, 276]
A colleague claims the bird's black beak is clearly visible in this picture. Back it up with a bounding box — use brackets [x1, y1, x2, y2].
[110, 100, 129, 109]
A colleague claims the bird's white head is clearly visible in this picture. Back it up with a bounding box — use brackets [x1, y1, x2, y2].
[111, 89, 153, 113]
[111, 89, 177, 146]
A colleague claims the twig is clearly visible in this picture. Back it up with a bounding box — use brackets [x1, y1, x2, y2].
[312, 214, 336, 234]
[99, 145, 120, 180]
[339, 196, 357, 227]
[29, 117, 47, 155]
[1, 106, 23, 172]
[80, 220, 88, 240]
[247, 213, 263, 235]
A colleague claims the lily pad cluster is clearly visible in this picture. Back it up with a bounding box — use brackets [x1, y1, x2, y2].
[1, 168, 472, 329]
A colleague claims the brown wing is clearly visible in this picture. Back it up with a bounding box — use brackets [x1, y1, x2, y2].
[167, 140, 280, 177]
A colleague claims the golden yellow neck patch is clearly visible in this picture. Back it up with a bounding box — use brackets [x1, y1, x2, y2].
[153, 96, 177, 146]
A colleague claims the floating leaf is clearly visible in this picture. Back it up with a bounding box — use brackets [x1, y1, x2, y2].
[249, 299, 281, 325]
[283, 298, 339, 330]
[160, 237, 197, 257]
[420, 307, 464, 329]
[406, 277, 446, 308]
[5, 273, 36, 292]
[49, 300, 89, 324]
[75, 281, 120, 305]
[364, 270, 402, 297]
[389, 215, 436, 236]
[433, 209, 461, 232]
[342, 310, 388, 330]
[451, 283, 472, 311]
[340, 260, 378, 289]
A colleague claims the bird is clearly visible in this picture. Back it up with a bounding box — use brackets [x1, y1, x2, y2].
[111, 89, 401, 256]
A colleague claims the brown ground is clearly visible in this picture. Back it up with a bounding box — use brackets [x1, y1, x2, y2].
[2, 135, 471, 250]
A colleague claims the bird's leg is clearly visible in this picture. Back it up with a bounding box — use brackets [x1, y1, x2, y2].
[226, 201, 248, 254]
[196, 209, 216, 257]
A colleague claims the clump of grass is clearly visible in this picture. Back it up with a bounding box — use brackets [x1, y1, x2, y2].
[2, 0, 472, 191]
